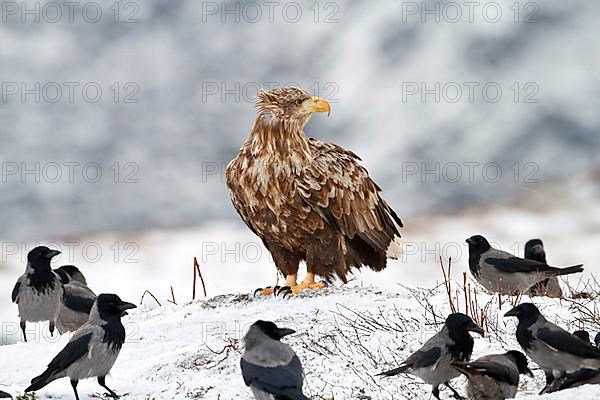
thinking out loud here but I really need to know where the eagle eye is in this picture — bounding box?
[295,98,303,106]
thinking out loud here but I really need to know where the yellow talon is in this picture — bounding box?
[289,281,326,294]
[281,273,326,297]
[254,286,276,296]
[255,273,326,297]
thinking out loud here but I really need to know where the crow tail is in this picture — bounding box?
[25,369,55,393]
[551,264,584,276]
[377,364,409,377]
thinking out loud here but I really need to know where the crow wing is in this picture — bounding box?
[406,346,442,369]
[485,257,554,273]
[537,327,600,359]
[241,355,308,400]
[63,291,95,313]
[11,281,21,303]
[47,333,93,371]
[26,333,93,392]
[456,360,518,385]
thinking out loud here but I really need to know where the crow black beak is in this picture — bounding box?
[46,250,61,259]
[277,328,296,338]
[504,308,519,317]
[116,302,137,312]
[467,322,485,337]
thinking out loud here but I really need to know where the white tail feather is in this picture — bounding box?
[386,235,403,258]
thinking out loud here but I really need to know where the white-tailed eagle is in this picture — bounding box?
[226,87,403,296]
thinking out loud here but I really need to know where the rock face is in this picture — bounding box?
[2,1,600,239]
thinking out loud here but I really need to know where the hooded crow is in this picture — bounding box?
[55,265,88,286]
[466,235,583,295]
[524,239,545,262]
[505,303,600,392]
[524,239,562,298]
[452,350,533,399]
[12,246,64,341]
[55,270,97,334]
[241,320,308,400]
[25,294,136,400]
[378,313,484,399]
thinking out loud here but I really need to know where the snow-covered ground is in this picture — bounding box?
[0,285,599,399]
[0,175,599,398]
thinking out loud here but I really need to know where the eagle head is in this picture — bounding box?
[256,87,330,131]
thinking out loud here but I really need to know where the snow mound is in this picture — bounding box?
[1,285,599,399]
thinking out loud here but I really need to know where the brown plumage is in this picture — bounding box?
[226,87,403,284]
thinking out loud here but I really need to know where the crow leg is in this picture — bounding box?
[541,371,564,394]
[98,376,119,399]
[432,385,440,399]
[20,321,27,342]
[71,379,80,400]
[445,382,465,399]
[544,369,555,385]
[49,321,55,337]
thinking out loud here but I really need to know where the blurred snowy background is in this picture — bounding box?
[1,0,599,342]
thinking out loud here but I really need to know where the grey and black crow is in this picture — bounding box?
[505,303,600,392]
[25,294,136,400]
[524,239,562,298]
[12,246,64,341]
[55,265,88,286]
[545,367,600,393]
[378,313,484,399]
[452,350,533,399]
[241,320,308,400]
[55,270,97,334]
[466,235,583,295]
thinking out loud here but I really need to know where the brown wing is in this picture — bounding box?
[225,156,262,237]
[297,139,403,257]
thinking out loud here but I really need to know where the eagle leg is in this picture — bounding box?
[253,286,277,297]
[254,274,299,297]
[278,273,326,298]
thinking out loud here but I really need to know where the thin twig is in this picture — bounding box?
[193,257,198,300]
[140,290,162,306]
[439,256,457,313]
[194,257,208,298]
[168,285,177,305]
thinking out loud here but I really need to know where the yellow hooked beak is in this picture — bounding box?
[301,96,331,116]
